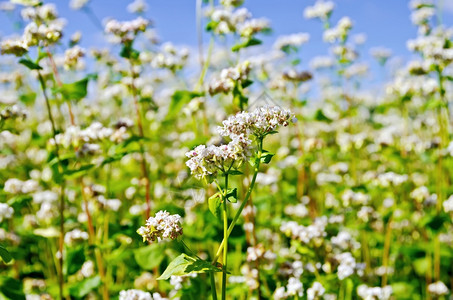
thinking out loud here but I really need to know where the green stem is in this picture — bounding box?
[221,174,229,300]
[38,71,66,300]
[212,137,263,264]
[210,272,218,300]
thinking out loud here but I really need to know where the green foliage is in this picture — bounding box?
[158,254,222,280]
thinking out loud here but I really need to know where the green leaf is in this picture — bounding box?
[66,246,85,275]
[241,79,253,89]
[228,170,243,176]
[134,243,166,270]
[208,192,222,218]
[18,58,42,70]
[231,38,262,52]
[166,90,204,120]
[314,109,332,122]
[260,151,274,164]
[68,276,101,298]
[59,77,89,102]
[0,246,12,263]
[158,254,222,280]
[64,164,95,179]
[226,188,238,203]
[120,42,140,60]
[19,92,37,105]
[0,276,25,300]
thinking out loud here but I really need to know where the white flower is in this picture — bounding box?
[64,229,89,245]
[119,289,152,300]
[307,282,325,300]
[127,0,147,14]
[274,33,310,51]
[357,284,392,300]
[428,281,449,296]
[70,0,89,10]
[218,105,295,139]
[137,210,183,243]
[185,134,252,180]
[336,252,356,280]
[286,277,303,297]
[304,1,335,20]
[0,203,14,222]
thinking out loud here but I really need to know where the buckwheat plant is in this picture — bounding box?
[183,105,295,300]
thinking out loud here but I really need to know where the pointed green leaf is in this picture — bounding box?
[158,253,222,280]
[226,188,238,203]
[18,59,42,70]
[208,192,222,218]
[0,246,12,263]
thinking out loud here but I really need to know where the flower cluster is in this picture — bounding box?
[208,61,251,95]
[323,17,353,43]
[218,105,296,139]
[0,105,27,121]
[4,178,38,194]
[150,42,189,72]
[274,33,310,51]
[137,210,183,243]
[105,17,149,42]
[64,45,85,70]
[303,0,335,21]
[119,289,167,300]
[357,285,393,300]
[185,134,251,180]
[0,203,14,222]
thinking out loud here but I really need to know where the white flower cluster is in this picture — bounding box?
[21,4,58,21]
[119,289,167,300]
[273,277,304,299]
[238,18,270,38]
[150,42,189,72]
[64,45,85,69]
[52,121,131,150]
[0,203,14,222]
[207,7,268,37]
[307,282,326,300]
[246,244,276,262]
[185,134,251,179]
[310,56,335,69]
[407,28,453,66]
[0,105,27,121]
[427,281,449,296]
[443,195,453,213]
[274,33,310,51]
[303,0,335,21]
[23,20,65,47]
[370,47,392,61]
[64,228,89,245]
[386,75,438,97]
[70,0,90,10]
[137,210,183,243]
[280,217,327,245]
[127,0,148,14]
[4,178,38,194]
[105,17,149,42]
[218,105,296,139]
[208,61,251,95]
[411,6,435,25]
[0,37,28,56]
[335,252,356,280]
[323,17,353,43]
[357,284,392,300]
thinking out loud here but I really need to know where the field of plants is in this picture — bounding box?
[1,0,453,299]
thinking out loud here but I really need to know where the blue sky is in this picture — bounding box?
[1,0,453,68]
